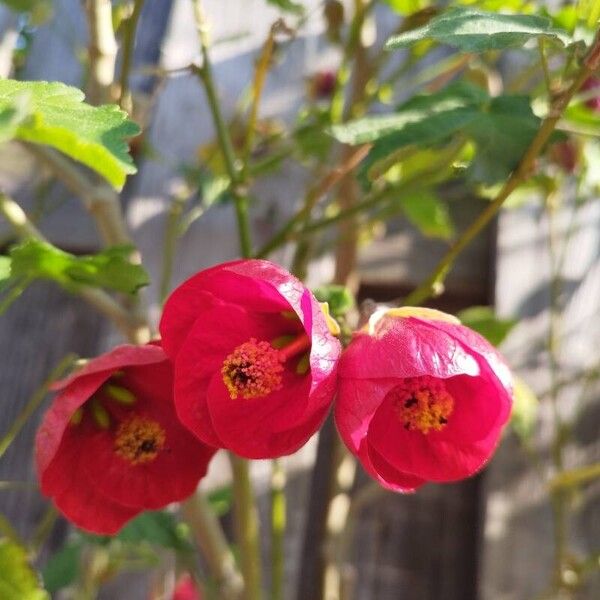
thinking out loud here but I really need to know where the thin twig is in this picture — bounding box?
[254,145,371,258]
[0,353,76,460]
[229,453,263,600]
[191,0,252,257]
[118,0,146,111]
[242,22,281,173]
[181,493,244,600]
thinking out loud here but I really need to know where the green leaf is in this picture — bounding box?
[0,255,29,314]
[312,285,355,317]
[332,83,541,185]
[0,0,37,11]
[0,80,139,189]
[207,486,233,517]
[115,511,192,552]
[0,538,49,600]
[331,84,485,146]
[385,7,571,52]
[9,239,149,294]
[464,95,541,184]
[381,0,429,15]
[457,306,517,346]
[42,543,80,594]
[398,190,454,240]
[266,0,304,14]
[0,257,10,287]
[510,376,538,441]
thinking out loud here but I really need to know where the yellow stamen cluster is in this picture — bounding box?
[392,377,454,434]
[222,338,284,399]
[114,415,166,465]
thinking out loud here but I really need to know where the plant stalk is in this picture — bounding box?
[191,0,252,257]
[85,0,118,105]
[229,453,263,600]
[181,493,244,600]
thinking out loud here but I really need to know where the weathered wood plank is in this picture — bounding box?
[481,200,600,599]
[0,282,106,543]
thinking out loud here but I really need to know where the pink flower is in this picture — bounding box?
[335,308,513,491]
[159,259,341,459]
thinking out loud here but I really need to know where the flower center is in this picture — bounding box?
[391,376,454,434]
[222,338,285,399]
[114,415,166,465]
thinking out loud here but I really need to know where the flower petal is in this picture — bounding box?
[339,317,480,381]
[366,394,500,482]
[206,369,314,458]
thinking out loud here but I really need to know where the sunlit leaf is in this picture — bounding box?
[510,376,539,441]
[312,285,355,317]
[381,0,430,15]
[0,80,139,189]
[0,537,48,600]
[0,257,10,287]
[386,7,571,52]
[398,190,454,240]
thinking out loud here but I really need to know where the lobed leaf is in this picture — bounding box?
[9,239,149,295]
[385,7,571,52]
[0,80,139,189]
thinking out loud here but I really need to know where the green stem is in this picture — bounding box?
[118,0,145,111]
[180,493,244,599]
[549,462,600,491]
[229,454,263,600]
[190,4,262,599]
[270,459,286,600]
[403,35,600,307]
[159,192,187,305]
[0,353,77,460]
[538,38,553,99]
[242,24,278,174]
[254,145,371,258]
[191,0,252,257]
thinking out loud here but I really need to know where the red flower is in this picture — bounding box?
[172,574,202,600]
[335,308,513,492]
[310,70,337,99]
[35,344,216,535]
[159,259,341,459]
[582,77,600,112]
